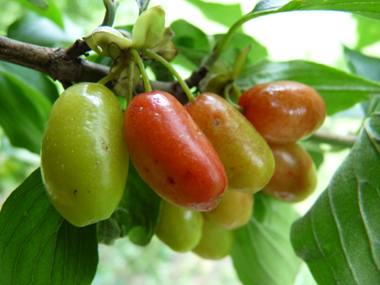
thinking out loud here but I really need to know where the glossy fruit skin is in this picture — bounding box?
[192,218,234,260]
[239,81,326,145]
[263,143,317,203]
[185,93,275,193]
[41,83,129,227]
[123,91,227,211]
[203,187,253,230]
[155,199,203,253]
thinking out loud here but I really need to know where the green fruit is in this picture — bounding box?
[204,187,253,230]
[192,218,234,260]
[41,83,129,227]
[155,199,203,253]
[185,93,275,193]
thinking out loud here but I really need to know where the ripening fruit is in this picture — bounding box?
[263,143,318,203]
[41,83,129,227]
[203,187,253,230]
[123,91,227,211]
[155,199,203,253]
[185,93,275,193]
[192,218,234,260]
[239,81,326,145]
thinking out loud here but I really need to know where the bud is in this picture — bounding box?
[151,27,178,62]
[157,41,178,62]
[83,26,132,58]
[132,6,165,50]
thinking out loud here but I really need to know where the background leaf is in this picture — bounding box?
[252,0,380,21]
[25,0,49,11]
[184,0,243,29]
[111,161,161,246]
[0,168,99,285]
[171,19,211,70]
[13,0,64,29]
[353,14,380,50]
[291,105,380,284]
[7,12,73,47]
[231,193,302,285]
[0,61,59,104]
[215,32,268,66]
[0,70,52,154]
[344,47,380,116]
[236,60,380,115]
[344,46,380,82]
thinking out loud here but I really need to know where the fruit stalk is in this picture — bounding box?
[101,0,120,27]
[130,49,152,92]
[144,49,195,102]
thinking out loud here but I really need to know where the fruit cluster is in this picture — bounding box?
[239,81,326,203]
[40,79,325,259]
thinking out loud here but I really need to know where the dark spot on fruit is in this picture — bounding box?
[88,191,91,193]
[155,160,159,163]
[168,177,175,184]
[231,167,235,170]
[215,119,220,126]
[260,147,264,151]
[145,168,149,172]
[74,189,78,195]
[186,172,190,175]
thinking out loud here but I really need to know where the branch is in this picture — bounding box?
[307,130,357,149]
[0,36,109,83]
[0,36,207,103]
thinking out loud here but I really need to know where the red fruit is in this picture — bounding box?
[239,81,326,144]
[123,91,227,211]
[263,143,318,203]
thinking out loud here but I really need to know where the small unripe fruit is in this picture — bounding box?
[155,200,203,253]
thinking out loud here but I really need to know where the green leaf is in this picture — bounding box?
[14,0,64,29]
[236,60,380,115]
[97,218,121,246]
[344,47,380,115]
[147,61,175,82]
[291,106,380,283]
[0,61,59,104]
[0,168,98,285]
[170,19,211,69]
[215,32,268,66]
[184,0,243,28]
[252,0,380,21]
[354,14,380,49]
[344,46,380,82]
[26,0,49,11]
[7,12,72,47]
[0,70,52,154]
[112,161,162,246]
[231,193,302,285]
